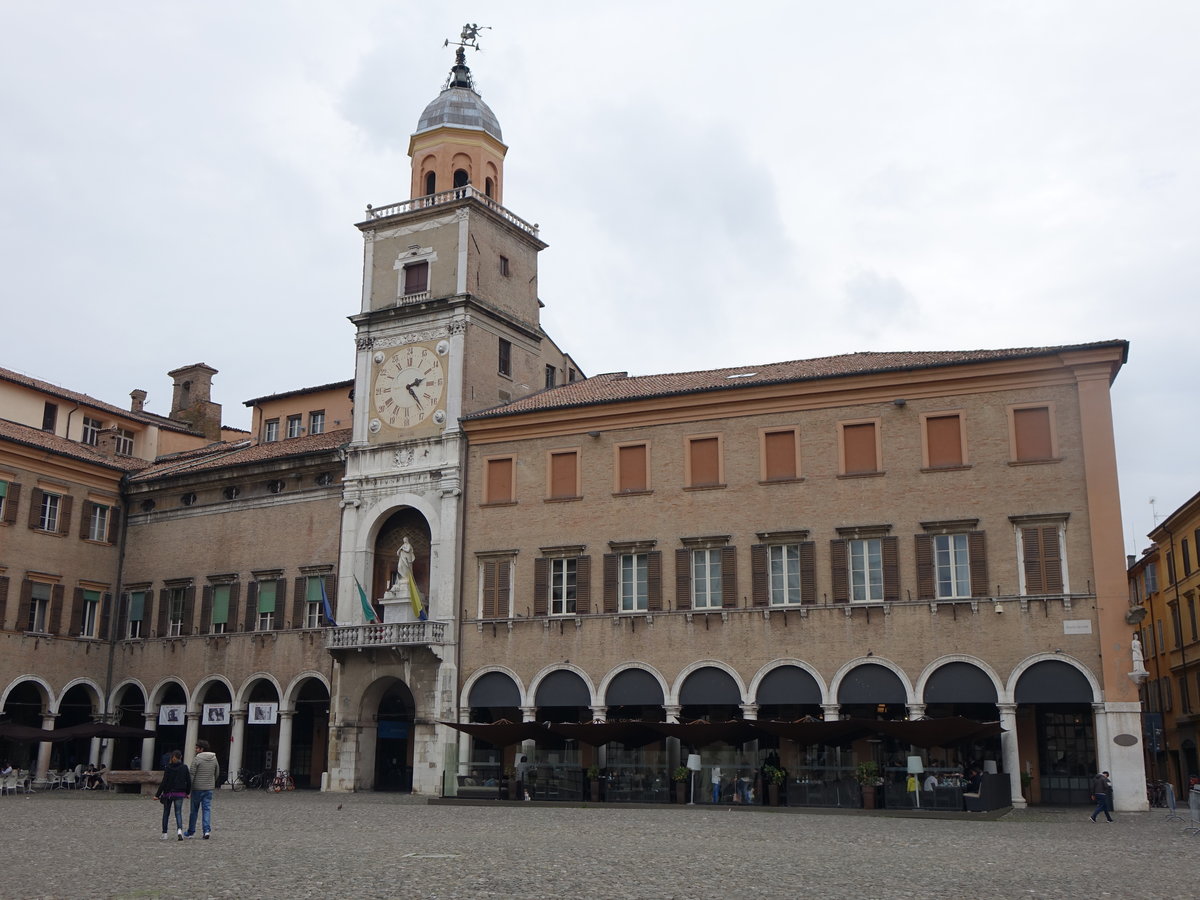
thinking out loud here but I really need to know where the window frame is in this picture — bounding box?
[838,418,882,476]
[81,416,103,446]
[920,411,967,469]
[690,548,724,609]
[849,538,884,603]
[546,448,581,501]
[309,410,325,436]
[619,552,650,612]
[167,586,187,637]
[28,581,52,633]
[87,502,110,542]
[38,490,61,533]
[478,554,515,619]
[759,426,801,483]
[498,338,513,377]
[614,441,651,494]
[286,415,302,439]
[1012,515,1070,595]
[264,419,279,442]
[482,455,516,505]
[1008,403,1058,463]
[126,589,147,639]
[684,433,725,489]
[80,589,102,638]
[114,428,135,456]
[548,557,578,616]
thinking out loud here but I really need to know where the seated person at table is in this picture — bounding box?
[923,773,938,791]
[84,764,106,790]
[965,768,982,793]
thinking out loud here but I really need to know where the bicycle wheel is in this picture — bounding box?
[231,778,244,792]
[285,774,295,791]
[248,773,263,790]
[271,775,283,792]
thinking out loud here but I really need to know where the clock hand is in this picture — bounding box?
[406,384,423,410]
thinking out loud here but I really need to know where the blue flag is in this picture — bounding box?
[320,580,337,626]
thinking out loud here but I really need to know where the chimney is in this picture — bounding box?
[166,363,222,441]
[130,389,147,413]
[95,425,121,460]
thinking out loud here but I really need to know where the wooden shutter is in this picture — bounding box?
[99,592,111,641]
[107,506,121,543]
[1,482,19,525]
[496,560,510,617]
[486,458,513,503]
[843,423,877,474]
[117,592,129,640]
[925,415,962,467]
[273,579,287,630]
[751,544,768,607]
[226,582,242,631]
[58,495,73,536]
[21,580,34,631]
[915,534,934,600]
[603,554,618,613]
[675,548,692,610]
[689,438,720,486]
[200,586,213,635]
[618,445,647,492]
[550,452,577,499]
[575,557,591,615]
[79,500,94,539]
[180,585,195,636]
[882,536,900,602]
[830,539,849,603]
[292,577,306,629]
[70,587,85,636]
[245,582,258,632]
[763,431,796,480]
[647,551,663,612]
[404,261,428,295]
[533,558,548,617]
[1022,526,1064,594]
[156,589,169,637]
[968,531,989,597]
[1013,407,1052,460]
[0,576,8,630]
[27,487,43,528]
[721,546,738,608]
[482,561,497,618]
[49,584,65,634]
[799,541,817,605]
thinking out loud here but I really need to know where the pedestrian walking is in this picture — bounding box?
[184,740,220,839]
[1089,770,1113,823]
[155,751,191,841]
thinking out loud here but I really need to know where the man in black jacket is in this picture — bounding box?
[1089,771,1113,823]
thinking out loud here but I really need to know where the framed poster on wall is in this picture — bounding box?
[158,705,185,726]
[249,702,278,724]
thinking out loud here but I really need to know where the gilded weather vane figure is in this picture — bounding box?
[445,23,490,52]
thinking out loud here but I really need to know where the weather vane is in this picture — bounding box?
[445,23,489,52]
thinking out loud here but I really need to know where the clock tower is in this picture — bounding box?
[326,33,578,794]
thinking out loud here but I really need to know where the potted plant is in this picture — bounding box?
[854,762,881,810]
[504,766,518,800]
[672,765,690,804]
[587,765,602,802]
[763,765,785,807]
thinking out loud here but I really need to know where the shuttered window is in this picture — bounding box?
[842,423,878,474]
[687,437,721,487]
[403,261,429,296]
[0,480,18,525]
[481,558,512,619]
[485,457,514,504]
[751,542,816,606]
[1022,525,1064,594]
[915,532,988,600]
[831,536,899,603]
[211,584,231,632]
[549,451,578,499]
[617,444,648,493]
[762,430,798,481]
[1013,407,1053,460]
[925,414,963,467]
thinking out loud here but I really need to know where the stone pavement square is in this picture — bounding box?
[1,792,1195,899]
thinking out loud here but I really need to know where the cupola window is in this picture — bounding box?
[453,169,469,189]
[424,171,436,196]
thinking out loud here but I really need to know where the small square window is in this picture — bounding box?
[309,410,325,435]
[264,419,279,442]
[82,417,103,446]
[286,415,302,439]
[499,255,510,277]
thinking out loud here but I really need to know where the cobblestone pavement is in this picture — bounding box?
[1,792,1195,899]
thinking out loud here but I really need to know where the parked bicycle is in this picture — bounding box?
[270,769,296,792]
[228,769,248,792]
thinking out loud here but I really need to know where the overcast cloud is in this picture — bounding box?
[2,1,1197,552]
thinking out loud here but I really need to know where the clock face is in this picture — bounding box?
[372,344,446,429]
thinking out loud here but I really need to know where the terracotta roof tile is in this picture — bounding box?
[466,341,1128,419]
[0,365,199,434]
[0,418,151,473]
[128,428,352,482]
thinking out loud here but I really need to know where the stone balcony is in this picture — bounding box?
[326,620,448,652]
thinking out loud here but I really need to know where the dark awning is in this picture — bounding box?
[679,667,741,706]
[871,716,1004,748]
[0,721,57,741]
[1014,660,1094,703]
[441,719,545,747]
[467,672,522,708]
[756,718,876,746]
[547,721,663,748]
[534,670,591,708]
[924,662,998,704]
[655,719,760,748]
[756,666,822,705]
[50,722,157,741]
[605,669,665,707]
[837,663,907,705]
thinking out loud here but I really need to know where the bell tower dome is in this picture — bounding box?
[408,46,507,204]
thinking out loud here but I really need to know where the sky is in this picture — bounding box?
[2,2,1197,554]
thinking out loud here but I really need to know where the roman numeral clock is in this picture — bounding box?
[368,340,449,436]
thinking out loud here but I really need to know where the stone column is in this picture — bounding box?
[36,714,56,779]
[277,711,295,775]
[741,703,759,721]
[519,706,538,763]
[664,704,682,724]
[183,713,200,765]
[907,704,926,720]
[590,705,608,723]
[141,714,157,769]
[822,704,841,721]
[97,736,111,769]
[228,710,247,785]
[997,703,1025,808]
[1092,702,1110,775]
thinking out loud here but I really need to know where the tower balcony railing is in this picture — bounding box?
[326,619,447,651]
[365,186,539,237]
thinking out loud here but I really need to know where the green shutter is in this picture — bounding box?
[0,481,7,498]
[83,589,101,604]
[257,581,277,613]
[129,591,145,622]
[212,585,230,624]
[306,577,324,604]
